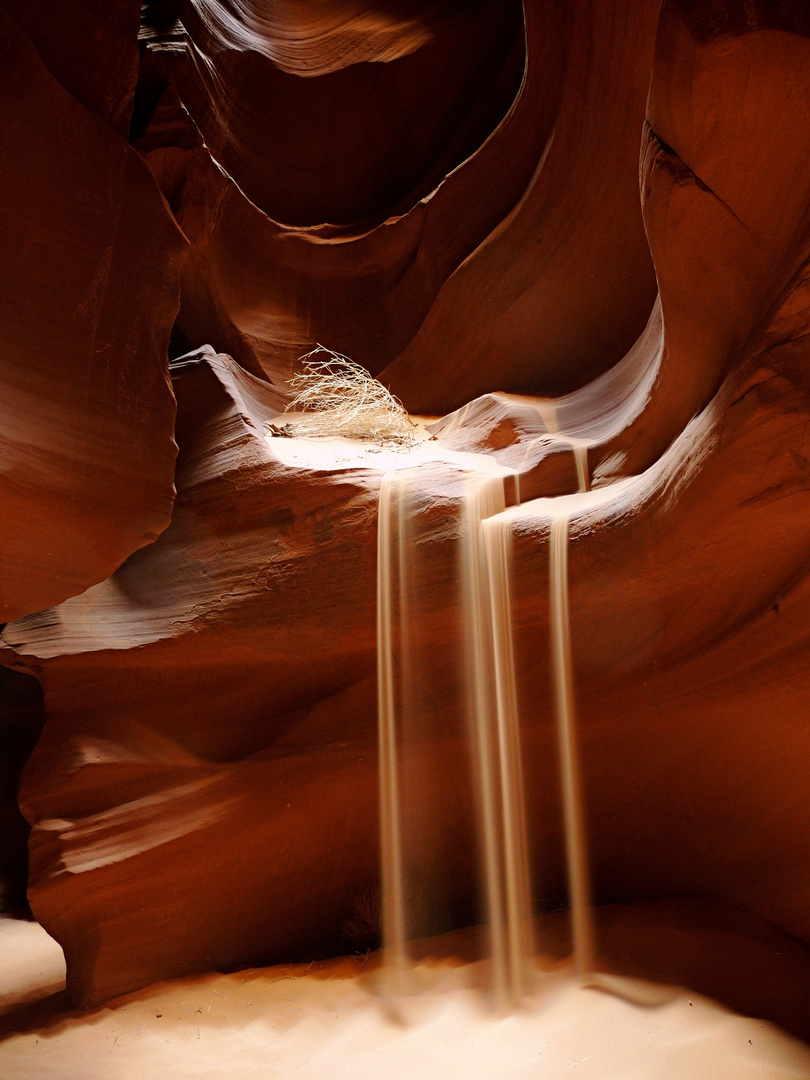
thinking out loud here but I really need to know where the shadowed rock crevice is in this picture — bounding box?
[158,0,527,228]
[0,669,45,914]
[642,121,751,230]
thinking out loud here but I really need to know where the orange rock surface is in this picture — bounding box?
[0,8,186,622]
[2,0,810,1012]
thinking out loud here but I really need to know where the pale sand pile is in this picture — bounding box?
[2,901,810,1080]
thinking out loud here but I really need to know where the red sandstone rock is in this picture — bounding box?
[180,0,509,78]
[0,0,141,136]
[2,350,385,1002]
[5,330,810,1005]
[4,0,810,1013]
[135,0,560,391]
[382,0,662,410]
[593,0,810,480]
[138,0,660,409]
[0,11,187,621]
[168,0,525,227]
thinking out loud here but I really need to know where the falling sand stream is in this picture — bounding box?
[549,512,596,982]
[463,473,533,1005]
[376,416,598,1004]
[377,471,408,992]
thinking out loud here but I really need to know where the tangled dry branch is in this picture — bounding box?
[274,346,419,448]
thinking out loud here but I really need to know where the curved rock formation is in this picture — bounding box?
[6,337,810,1004]
[0,8,186,621]
[169,0,525,226]
[3,351,384,1002]
[179,0,495,78]
[3,0,810,1014]
[140,0,660,400]
[382,0,662,408]
[138,0,545,386]
[1,0,141,135]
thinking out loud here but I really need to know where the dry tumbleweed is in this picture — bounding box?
[268,345,418,449]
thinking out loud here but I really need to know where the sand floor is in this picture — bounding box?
[2,900,810,1080]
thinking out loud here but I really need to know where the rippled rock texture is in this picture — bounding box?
[3,0,810,1005]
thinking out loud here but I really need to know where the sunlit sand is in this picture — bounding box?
[3,910,810,1080]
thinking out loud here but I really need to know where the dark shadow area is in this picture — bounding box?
[0,667,45,913]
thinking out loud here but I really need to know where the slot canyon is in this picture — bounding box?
[3,0,810,1076]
